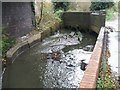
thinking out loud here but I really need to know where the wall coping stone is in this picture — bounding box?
[6,32,41,59]
[79,27,105,88]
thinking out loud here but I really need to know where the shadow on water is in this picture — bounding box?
[2,29,97,88]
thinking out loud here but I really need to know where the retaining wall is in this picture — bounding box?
[62,11,106,34]
[6,22,59,62]
[2,2,35,38]
[79,27,105,88]
[62,12,91,30]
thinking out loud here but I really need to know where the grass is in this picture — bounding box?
[97,49,118,89]
[106,7,116,21]
[2,35,16,57]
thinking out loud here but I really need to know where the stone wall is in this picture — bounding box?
[2,2,35,38]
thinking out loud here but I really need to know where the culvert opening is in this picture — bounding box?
[2,28,98,88]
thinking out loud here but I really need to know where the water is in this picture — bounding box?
[2,29,97,88]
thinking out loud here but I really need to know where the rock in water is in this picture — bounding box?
[80,60,88,71]
[76,32,82,42]
[77,32,82,37]
[78,37,82,42]
[69,32,75,37]
[83,45,94,52]
[51,51,61,60]
[67,64,75,67]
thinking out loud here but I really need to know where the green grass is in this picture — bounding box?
[106,8,115,21]
[97,55,115,89]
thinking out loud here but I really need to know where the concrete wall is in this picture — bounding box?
[62,11,106,34]
[6,23,59,61]
[2,2,35,38]
[62,12,90,30]
[90,12,106,33]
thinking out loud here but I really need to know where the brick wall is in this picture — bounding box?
[79,27,105,88]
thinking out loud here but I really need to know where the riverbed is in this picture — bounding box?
[2,29,97,88]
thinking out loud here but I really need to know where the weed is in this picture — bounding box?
[1,27,16,57]
[106,8,115,21]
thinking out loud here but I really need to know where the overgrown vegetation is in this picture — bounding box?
[90,0,116,21]
[106,8,115,21]
[54,9,64,18]
[2,28,16,57]
[97,56,115,89]
[51,2,70,25]
[35,2,62,32]
[97,42,119,89]
[90,0,114,11]
[52,2,69,17]
[52,2,69,12]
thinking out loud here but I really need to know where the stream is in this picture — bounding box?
[2,29,97,88]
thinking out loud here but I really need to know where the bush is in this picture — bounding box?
[55,9,64,18]
[90,0,115,11]
[2,28,16,57]
[52,2,69,12]
[106,8,115,21]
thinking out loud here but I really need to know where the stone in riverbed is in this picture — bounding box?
[80,59,88,71]
[83,45,94,52]
[69,32,75,37]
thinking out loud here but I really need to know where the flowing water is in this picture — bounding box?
[2,29,97,88]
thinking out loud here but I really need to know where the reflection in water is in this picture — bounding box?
[2,29,97,88]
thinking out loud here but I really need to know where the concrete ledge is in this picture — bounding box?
[6,22,59,61]
[6,32,41,60]
[79,27,105,88]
